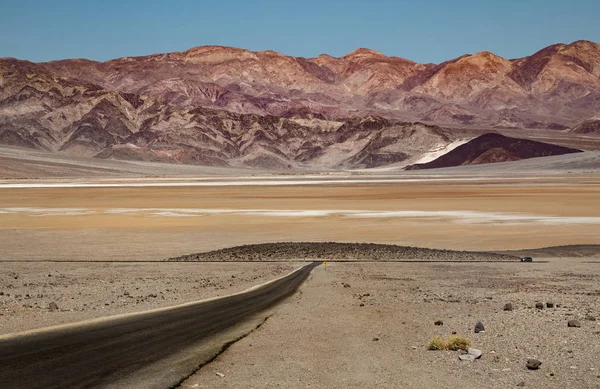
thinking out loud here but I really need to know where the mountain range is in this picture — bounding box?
[0,40,599,170]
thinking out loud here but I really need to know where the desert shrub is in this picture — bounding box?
[428,337,446,350]
[428,335,472,351]
[446,336,471,351]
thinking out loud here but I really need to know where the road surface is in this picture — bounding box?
[0,262,319,389]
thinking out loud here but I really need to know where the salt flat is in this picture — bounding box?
[0,176,598,261]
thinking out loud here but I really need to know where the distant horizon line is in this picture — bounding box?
[2,39,597,65]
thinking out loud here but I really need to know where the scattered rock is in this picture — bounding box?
[567,320,581,328]
[516,381,525,387]
[48,302,59,312]
[474,321,485,333]
[546,302,554,308]
[468,348,482,359]
[459,354,476,362]
[535,302,544,309]
[434,320,444,326]
[215,372,225,378]
[359,303,365,307]
[503,303,513,311]
[343,283,351,288]
[526,359,542,370]
[372,337,379,342]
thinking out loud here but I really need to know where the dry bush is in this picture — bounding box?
[428,337,446,350]
[446,336,471,351]
[428,335,471,351]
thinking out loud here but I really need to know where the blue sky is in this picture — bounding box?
[1,0,598,63]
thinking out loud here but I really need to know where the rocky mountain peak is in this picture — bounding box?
[343,48,386,60]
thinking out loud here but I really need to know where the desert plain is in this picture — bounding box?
[1,151,600,388]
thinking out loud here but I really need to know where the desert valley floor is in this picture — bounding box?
[1,174,600,260]
[1,160,600,388]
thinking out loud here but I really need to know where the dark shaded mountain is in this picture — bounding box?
[405,133,582,170]
[569,119,600,135]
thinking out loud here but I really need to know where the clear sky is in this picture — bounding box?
[1,0,599,64]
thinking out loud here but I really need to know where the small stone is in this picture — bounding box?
[372,337,379,342]
[585,315,596,321]
[468,348,482,359]
[411,346,417,350]
[452,331,457,335]
[567,320,581,328]
[48,302,59,312]
[526,359,542,370]
[546,302,554,308]
[535,302,544,309]
[474,321,485,333]
[343,283,351,288]
[516,382,525,387]
[504,303,513,311]
[434,320,443,326]
[359,303,365,307]
[459,354,476,362]
[215,372,225,378]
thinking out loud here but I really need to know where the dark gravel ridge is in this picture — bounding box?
[497,244,600,258]
[167,242,518,262]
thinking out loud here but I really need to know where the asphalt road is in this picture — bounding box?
[0,262,319,389]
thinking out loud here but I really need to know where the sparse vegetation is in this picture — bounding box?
[446,336,471,351]
[428,337,446,350]
[428,335,471,351]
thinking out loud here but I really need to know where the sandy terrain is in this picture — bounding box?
[180,258,600,389]
[1,159,599,387]
[0,177,599,263]
[0,262,297,334]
